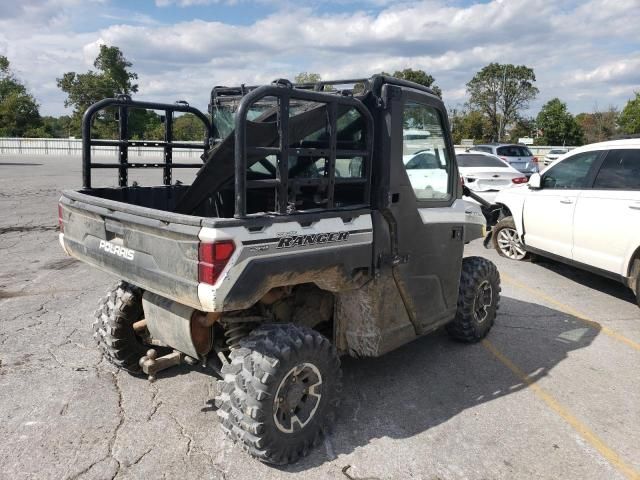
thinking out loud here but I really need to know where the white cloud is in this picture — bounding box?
[0,0,638,116]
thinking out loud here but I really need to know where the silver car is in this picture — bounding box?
[470,143,539,176]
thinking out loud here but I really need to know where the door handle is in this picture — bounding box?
[559,198,573,204]
[630,204,640,211]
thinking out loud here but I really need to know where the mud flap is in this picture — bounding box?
[483,229,494,249]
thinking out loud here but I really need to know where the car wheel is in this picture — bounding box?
[493,216,529,261]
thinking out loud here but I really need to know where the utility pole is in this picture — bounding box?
[498,65,507,142]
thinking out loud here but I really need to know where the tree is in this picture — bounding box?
[449,108,491,144]
[508,117,537,144]
[0,55,42,137]
[384,68,442,97]
[466,63,539,142]
[536,98,583,146]
[619,92,640,135]
[294,72,321,84]
[57,45,139,138]
[173,113,206,141]
[576,106,620,144]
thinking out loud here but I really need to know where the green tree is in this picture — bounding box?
[57,45,139,138]
[0,55,42,137]
[391,68,442,97]
[466,63,539,142]
[449,108,491,144]
[536,98,583,146]
[173,113,206,141]
[619,92,640,135]
[576,106,620,144]
[294,72,322,84]
[508,117,537,144]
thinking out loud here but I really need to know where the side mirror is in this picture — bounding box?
[528,173,542,189]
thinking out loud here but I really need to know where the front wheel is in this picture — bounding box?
[447,256,501,342]
[493,216,529,260]
[216,324,341,464]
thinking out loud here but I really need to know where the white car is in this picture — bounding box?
[542,148,569,166]
[403,150,449,199]
[490,139,640,306]
[457,151,528,204]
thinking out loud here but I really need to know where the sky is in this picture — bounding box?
[0,0,638,117]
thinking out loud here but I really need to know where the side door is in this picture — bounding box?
[384,87,464,333]
[523,151,601,259]
[573,149,640,276]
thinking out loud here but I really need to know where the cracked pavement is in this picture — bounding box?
[1,155,639,479]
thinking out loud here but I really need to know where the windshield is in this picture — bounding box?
[212,101,276,140]
[549,149,567,154]
[457,154,507,168]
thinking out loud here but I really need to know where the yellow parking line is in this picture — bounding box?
[482,339,640,480]
[501,272,640,352]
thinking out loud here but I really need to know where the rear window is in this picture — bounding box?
[497,146,532,157]
[549,149,567,154]
[457,154,507,168]
[593,149,640,190]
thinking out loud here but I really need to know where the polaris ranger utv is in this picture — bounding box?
[58,75,501,464]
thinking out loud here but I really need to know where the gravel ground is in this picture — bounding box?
[1,155,638,480]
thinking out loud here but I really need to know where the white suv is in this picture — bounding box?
[490,139,640,306]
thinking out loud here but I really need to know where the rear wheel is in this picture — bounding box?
[93,282,149,374]
[493,216,528,260]
[216,324,341,464]
[447,256,501,342]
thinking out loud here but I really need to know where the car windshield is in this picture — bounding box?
[457,154,507,168]
[549,149,567,154]
[497,145,533,157]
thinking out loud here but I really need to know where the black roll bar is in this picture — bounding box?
[81,96,213,189]
[233,83,374,218]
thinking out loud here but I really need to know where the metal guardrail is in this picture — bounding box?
[1,138,577,159]
[0,137,206,158]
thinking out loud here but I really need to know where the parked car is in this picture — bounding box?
[543,148,568,166]
[470,143,539,176]
[490,139,640,307]
[402,149,449,199]
[403,128,432,154]
[457,151,528,203]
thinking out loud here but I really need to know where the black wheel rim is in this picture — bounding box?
[273,363,323,433]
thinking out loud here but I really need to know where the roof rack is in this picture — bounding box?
[210,78,372,107]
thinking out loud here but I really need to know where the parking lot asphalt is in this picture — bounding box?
[1,155,639,480]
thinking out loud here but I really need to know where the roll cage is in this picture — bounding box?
[80,75,443,218]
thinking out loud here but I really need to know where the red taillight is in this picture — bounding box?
[532,156,539,164]
[512,177,528,184]
[499,156,508,161]
[198,240,235,285]
[58,204,64,233]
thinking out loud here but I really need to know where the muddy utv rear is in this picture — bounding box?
[59,75,500,464]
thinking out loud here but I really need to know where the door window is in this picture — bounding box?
[542,151,600,189]
[593,149,640,190]
[402,102,451,200]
